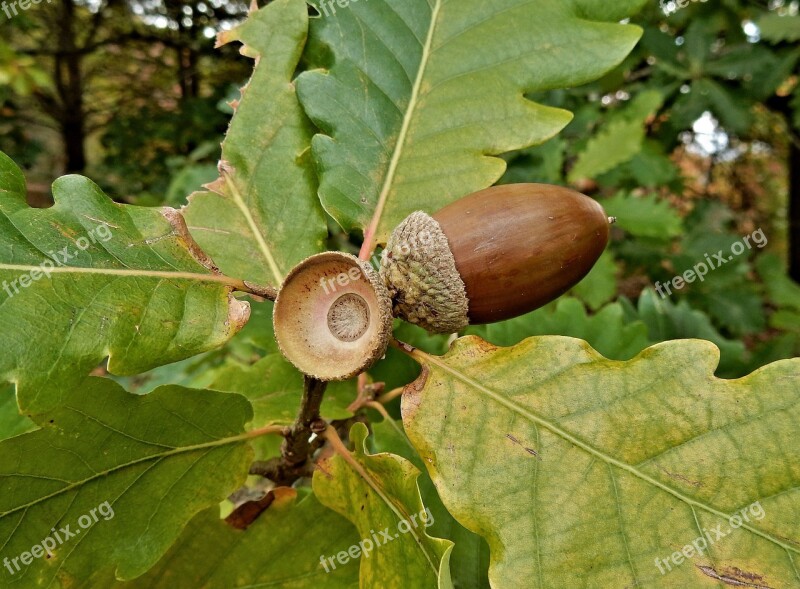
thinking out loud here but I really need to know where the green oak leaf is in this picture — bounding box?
[313,423,453,588]
[184,0,326,287]
[0,378,260,585]
[600,191,683,240]
[402,335,800,588]
[0,383,34,441]
[757,14,800,43]
[627,289,746,377]
[570,250,618,311]
[568,90,663,182]
[0,152,250,415]
[466,298,651,362]
[369,419,491,589]
[73,489,360,588]
[298,0,646,244]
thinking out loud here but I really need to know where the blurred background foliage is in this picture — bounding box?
[1,0,799,379]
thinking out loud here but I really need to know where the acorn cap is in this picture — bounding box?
[273,252,393,381]
[380,211,469,333]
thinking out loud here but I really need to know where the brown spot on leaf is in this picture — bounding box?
[400,365,429,423]
[697,565,773,588]
[225,490,276,530]
[658,466,703,488]
[226,296,251,335]
[161,207,222,275]
[505,433,541,459]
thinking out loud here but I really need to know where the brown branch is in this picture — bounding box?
[280,376,328,468]
[242,281,278,301]
[249,413,370,487]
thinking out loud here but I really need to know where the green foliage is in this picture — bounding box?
[568,90,663,182]
[0,380,254,584]
[0,0,798,587]
[184,0,327,286]
[467,298,651,362]
[403,336,800,587]
[298,0,645,242]
[757,14,800,43]
[602,192,684,239]
[622,289,747,377]
[570,251,619,311]
[0,152,249,415]
[758,254,800,312]
[85,490,361,588]
[369,419,492,589]
[314,423,454,588]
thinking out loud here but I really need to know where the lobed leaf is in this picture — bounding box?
[402,335,800,587]
[76,489,360,588]
[298,0,646,245]
[0,379,257,585]
[0,152,249,415]
[183,0,327,287]
[568,90,663,182]
[369,419,491,589]
[313,423,453,588]
[601,191,683,240]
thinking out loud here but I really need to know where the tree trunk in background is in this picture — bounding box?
[55,0,87,173]
[62,116,86,173]
[789,139,800,283]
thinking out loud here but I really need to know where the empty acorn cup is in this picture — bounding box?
[273,252,393,381]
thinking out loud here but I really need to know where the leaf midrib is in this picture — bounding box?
[363,0,442,251]
[332,433,442,577]
[0,427,270,519]
[0,263,242,288]
[415,348,800,556]
[223,172,283,285]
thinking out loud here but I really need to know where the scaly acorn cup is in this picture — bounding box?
[273,252,393,381]
[380,183,611,333]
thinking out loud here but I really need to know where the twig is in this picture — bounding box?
[242,281,278,301]
[376,386,404,405]
[280,375,328,468]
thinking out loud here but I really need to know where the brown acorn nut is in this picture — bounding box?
[380,183,610,333]
[273,252,393,381]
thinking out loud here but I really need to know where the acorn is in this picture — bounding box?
[273,252,393,381]
[380,183,611,333]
